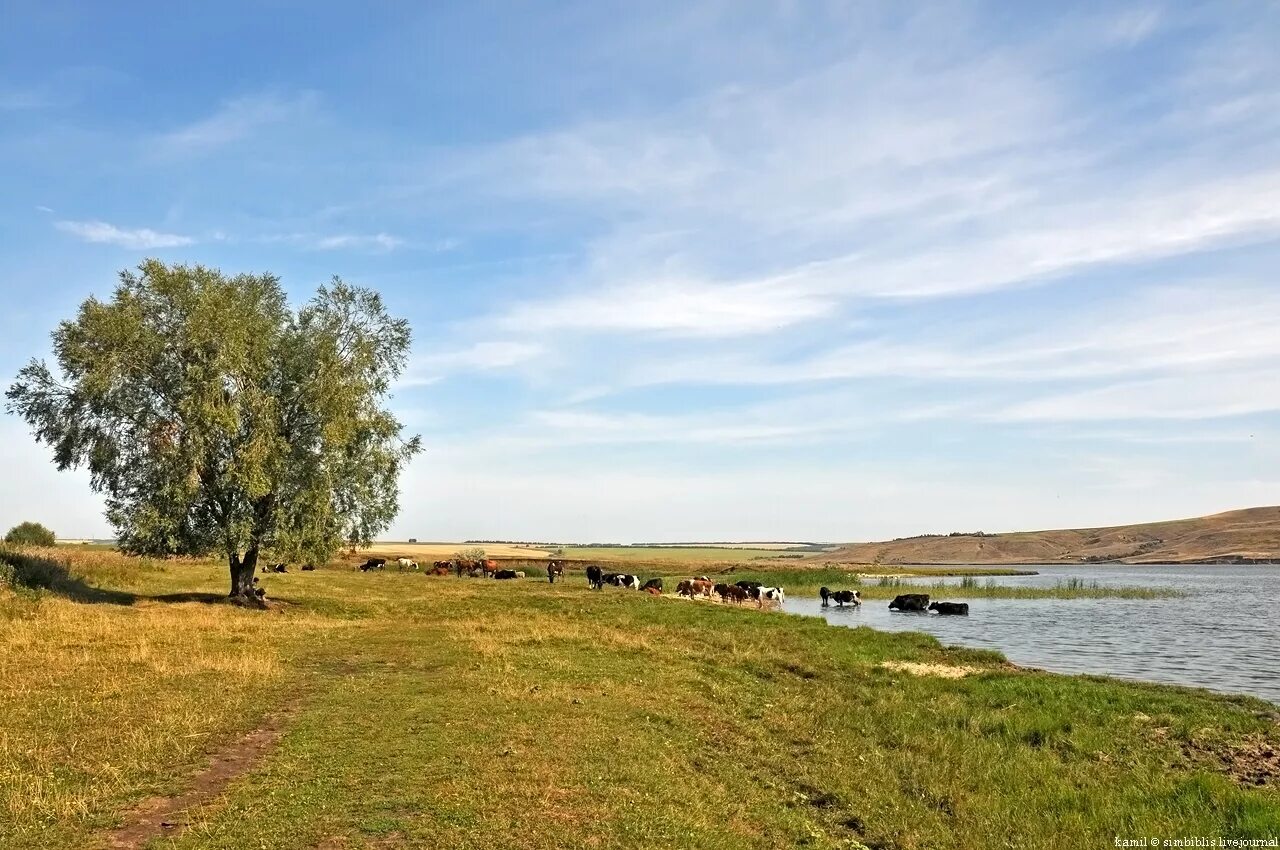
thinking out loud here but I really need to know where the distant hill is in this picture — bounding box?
[820,507,1280,565]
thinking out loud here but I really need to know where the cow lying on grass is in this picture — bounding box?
[608,573,641,589]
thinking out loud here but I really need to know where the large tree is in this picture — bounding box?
[6,260,421,601]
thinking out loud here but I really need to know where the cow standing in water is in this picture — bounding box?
[547,560,565,584]
[888,593,929,612]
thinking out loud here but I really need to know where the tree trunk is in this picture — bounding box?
[228,548,260,602]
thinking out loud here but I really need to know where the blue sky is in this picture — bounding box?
[3,1,1279,542]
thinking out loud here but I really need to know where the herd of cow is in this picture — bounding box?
[817,588,969,615]
[356,556,528,579]
[350,557,971,615]
[664,575,788,606]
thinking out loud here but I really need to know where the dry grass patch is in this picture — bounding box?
[880,660,981,679]
[0,561,341,849]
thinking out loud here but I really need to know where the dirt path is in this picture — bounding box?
[103,705,299,849]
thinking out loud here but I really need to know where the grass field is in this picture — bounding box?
[360,542,557,559]
[361,543,821,565]
[556,545,813,564]
[1,546,1277,849]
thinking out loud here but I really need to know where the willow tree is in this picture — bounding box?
[6,260,421,602]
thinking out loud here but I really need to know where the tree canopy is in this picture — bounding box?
[4,521,56,547]
[6,260,421,600]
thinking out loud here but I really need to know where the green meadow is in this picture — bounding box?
[0,546,1275,849]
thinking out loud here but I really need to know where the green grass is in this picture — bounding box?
[0,548,1274,849]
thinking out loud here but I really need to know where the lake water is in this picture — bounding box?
[778,564,1280,705]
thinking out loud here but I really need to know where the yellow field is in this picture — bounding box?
[361,542,556,559]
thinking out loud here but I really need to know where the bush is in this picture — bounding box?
[4,522,56,547]
[454,547,486,562]
[0,546,67,590]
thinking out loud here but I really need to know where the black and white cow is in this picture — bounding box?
[759,586,785,604]
[831,590,860,607]
[586,565,604,590]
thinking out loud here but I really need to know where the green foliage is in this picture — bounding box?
[5,261,421,573]
[454,546,486,562]
[4,521,56,547]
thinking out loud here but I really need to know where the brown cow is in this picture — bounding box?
[689,579,714,598]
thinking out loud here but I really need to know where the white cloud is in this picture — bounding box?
[1103,7,1163,46]
[995,369,1280,422]
[389,438,1280,542]
[155,91,319,155]
[495,277,835,337]
[55,219,194,249]
[621,284,1280,388]
[404,340,545,386]
[255,231,404,252]
[312,233,402,251]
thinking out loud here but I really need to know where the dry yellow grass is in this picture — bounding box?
[361,542,555,559]
[880,660,980,678]
[0,548,344,842]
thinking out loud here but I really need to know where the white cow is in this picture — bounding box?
[396,557,419,571]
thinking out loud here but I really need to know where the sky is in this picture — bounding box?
[2,1,1279,543]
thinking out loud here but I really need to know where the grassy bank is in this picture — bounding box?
[0,548,1274,849]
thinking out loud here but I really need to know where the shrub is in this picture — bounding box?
[455,547,486,562]
[0,546,67,590]
[4,522,55,547]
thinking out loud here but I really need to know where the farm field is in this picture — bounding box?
[1,546,1278,849]
[360,542,558,560]
[361,543,824,565]
[554,545,814,564]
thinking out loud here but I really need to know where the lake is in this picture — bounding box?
[779,563,1280,705]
